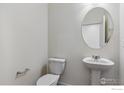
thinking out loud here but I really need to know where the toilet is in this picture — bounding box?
[36,58,66,85]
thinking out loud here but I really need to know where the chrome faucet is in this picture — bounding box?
[92,55,100,61]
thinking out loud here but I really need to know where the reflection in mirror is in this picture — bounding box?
[82,7,114,49]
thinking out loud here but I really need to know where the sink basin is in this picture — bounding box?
[82,57,114,70]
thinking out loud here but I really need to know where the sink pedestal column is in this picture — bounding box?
[91,70,101,85]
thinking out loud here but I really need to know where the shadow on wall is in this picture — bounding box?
[41,64,48,76]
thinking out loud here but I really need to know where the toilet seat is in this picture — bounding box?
[36,74,60,85]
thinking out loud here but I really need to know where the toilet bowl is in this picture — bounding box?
[36,74,60,85]
[36,58,66,85]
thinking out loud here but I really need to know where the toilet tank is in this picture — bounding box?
[48,58,66,75]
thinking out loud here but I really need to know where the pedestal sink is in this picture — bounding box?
[82,57,114,85]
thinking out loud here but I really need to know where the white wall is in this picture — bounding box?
[0,4,48,85]
[120,4,124,85]
[48,4,119,85]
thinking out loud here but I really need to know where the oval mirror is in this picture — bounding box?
[82,7,114,49]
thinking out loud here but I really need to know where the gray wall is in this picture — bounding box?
[120,4,124,85]
[48,3,119,85]
[0,4,48,85]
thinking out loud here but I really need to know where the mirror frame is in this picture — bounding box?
[81,6,114,49]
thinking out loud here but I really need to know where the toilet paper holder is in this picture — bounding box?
[16,68,30,78]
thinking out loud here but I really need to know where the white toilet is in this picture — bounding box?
[36,58,66,85]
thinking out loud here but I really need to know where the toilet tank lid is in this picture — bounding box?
[48,58,66,63]
[37,74,59,85]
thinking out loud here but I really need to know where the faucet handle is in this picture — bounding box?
[92,55,100,60]
[92,55,95,59]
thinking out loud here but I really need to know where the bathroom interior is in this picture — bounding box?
[0,3,124,86]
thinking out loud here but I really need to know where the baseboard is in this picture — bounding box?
[58,81,70,85]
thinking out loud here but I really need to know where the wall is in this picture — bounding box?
[120,4,124,85]
[48,4,119,85]
[0,4,48,85]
